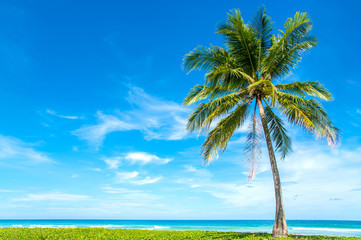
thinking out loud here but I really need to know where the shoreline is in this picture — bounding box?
[0,220,361,238]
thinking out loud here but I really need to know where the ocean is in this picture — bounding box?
[0,220,360,237]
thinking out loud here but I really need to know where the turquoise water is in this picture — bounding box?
[0,220,360,237]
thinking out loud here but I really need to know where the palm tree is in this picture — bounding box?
[183,7,339,238]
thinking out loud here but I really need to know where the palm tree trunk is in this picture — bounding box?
[256,98,288,238]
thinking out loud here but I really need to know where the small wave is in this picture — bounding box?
[56,225,77,228]
[153,226,170,230]
[292,227,361,233]
[29,225,57,228]
[90,225,124,228]
[26,225,76,229]
[12,225,23,228]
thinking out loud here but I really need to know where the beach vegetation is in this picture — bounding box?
[0,228,359,240]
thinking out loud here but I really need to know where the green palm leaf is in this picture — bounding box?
[183,84,236,106]
[202,103,250,164]
[265,106,292,160]
[217,9,259,77]
[276,92,339,145]
[183,46,233,72]
[249,5,273,70]
[262,12,318,79]
[276,81,332,100]
[186,92,246,134]
[205,65,254,88]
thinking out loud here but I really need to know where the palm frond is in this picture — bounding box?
[265,106,292,160]
[262,12,318,79]
[249,5,273,70]
[276,81,333,101]
[183,84,237,106]
[301,99,340,145]
[202,103,250,165]
[205,65,254,88]
[217,9,259,76]
[183,45,233,72]
[186,92,245,134]
[276,93,340,145]
[276,92,315,131]
[244,114,263,182]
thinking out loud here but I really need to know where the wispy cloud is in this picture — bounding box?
[183,165,213,178]
[124,152,172,165]
[115,171,139,182]
[0,189,22,193]
[72,111,139,149]
[173,137,361,219]
[102,156,122,169]
[176,175,274,211]
[132,176,162,185]
[125,87,190,141]
[73,86,190,148]
[101,186,142,194]
[46,109,83,120]
[15,192,90,201]
[0,135,52,164]
[89,168,103,172]
[103,152,171,169]
[114,171,162,185]
[184,165,197,172]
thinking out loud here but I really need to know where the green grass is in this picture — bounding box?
[0,228,360,240]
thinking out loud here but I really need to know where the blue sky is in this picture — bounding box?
[0,0,360,220]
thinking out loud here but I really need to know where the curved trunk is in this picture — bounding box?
[257,98,288,238]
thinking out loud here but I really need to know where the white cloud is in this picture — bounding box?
[115,171,139,182]
[73,86,191,148]
[184,165,213,178]
[0,135,52,164]
[101,186,142,194]
[102,156,122,169]
[15,192,90,201]
[207,182,275,210]
[46,109,82,120]
[114,171,161,185]
[89,168,102,172]
[101,152,171,169]
[72,111,139,149]
[184,165,197,172]
[175,175,274,213]
[0,189,22,193]
[124,152,172,165]
[175,138,361,219]
[131,176,162,185]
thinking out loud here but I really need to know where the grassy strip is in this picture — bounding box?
[0,228,360,240]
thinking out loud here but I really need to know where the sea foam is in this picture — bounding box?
[292,227,361,233]
[153,226,170,230]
